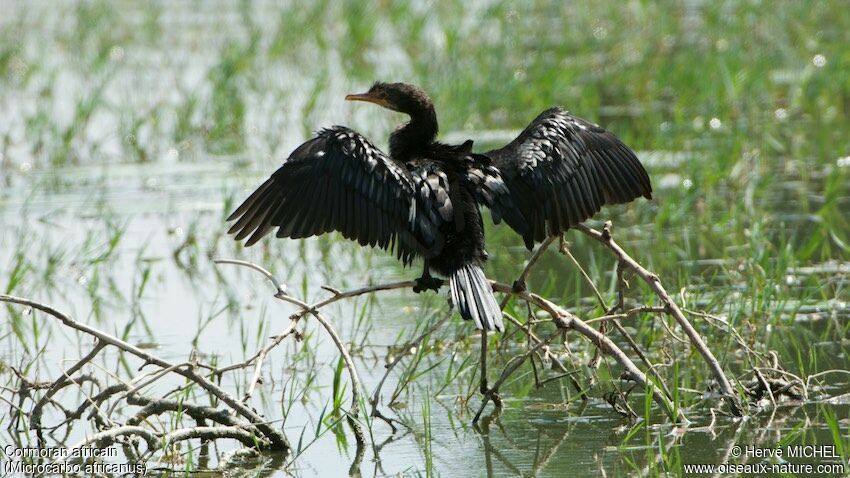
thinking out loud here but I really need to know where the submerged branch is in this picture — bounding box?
[1,219,766,472]
[576,222,744,416]
[489,282,684,422]
[0,294,290,453]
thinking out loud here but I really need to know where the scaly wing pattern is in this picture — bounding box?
[485,108,652,249]
[227,126,446,264]
[463,154,529,236]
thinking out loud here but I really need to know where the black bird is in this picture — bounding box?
[227,82,652,331]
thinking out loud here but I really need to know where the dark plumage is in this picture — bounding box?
[227,82,652,331]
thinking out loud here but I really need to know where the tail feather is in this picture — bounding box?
[450,264,503,332]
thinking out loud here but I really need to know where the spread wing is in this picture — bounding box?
[485,107,652,249]
[463,154,529,235]
[227,126,446,264]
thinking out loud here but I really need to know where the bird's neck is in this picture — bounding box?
[390,109,438,161]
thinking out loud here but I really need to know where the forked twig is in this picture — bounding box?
[576,222,743,416]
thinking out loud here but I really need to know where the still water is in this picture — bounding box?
[2,0,849,476]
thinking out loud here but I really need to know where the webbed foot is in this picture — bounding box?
[512,278,527,293]
[413,275,443,293]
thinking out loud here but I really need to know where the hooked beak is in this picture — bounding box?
[345,92,390,108]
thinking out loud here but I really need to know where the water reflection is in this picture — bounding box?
[2,0,850,476]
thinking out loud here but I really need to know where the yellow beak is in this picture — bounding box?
[345,92,389,108]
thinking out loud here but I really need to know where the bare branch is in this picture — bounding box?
[489,282,684,422]
[0,294,290,451]
[575,223,743,416]
[30,340,106,443]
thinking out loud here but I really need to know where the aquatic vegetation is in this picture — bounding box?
[0,0,848,476]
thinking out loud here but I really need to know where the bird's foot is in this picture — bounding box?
[413,275,443,293]
[512,278,527,293]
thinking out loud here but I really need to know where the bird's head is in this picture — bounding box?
[346,82,434,117]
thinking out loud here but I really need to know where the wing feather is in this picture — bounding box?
[486,108,652,248]
[228,126,444,263]
[463,155,529,236]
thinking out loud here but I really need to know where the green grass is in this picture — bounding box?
[0,1,849,476]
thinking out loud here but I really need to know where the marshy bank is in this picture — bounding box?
[1,1,849,476]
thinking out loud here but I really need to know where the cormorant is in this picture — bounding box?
[227,82,652,332]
